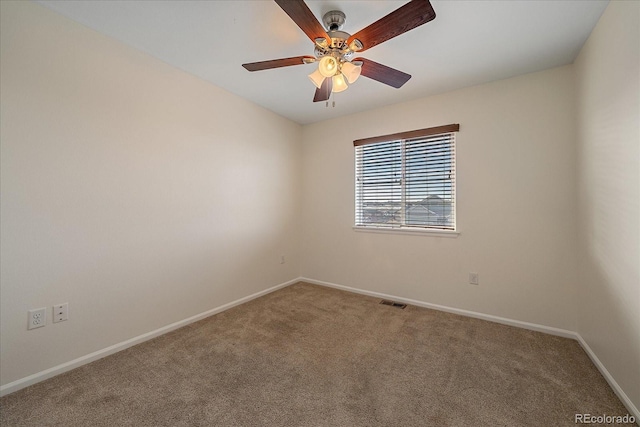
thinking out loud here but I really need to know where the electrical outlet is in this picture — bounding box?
[469,272,479,285]
[280,255,285,264]
[28,308,46,330]
[53,303,68,323]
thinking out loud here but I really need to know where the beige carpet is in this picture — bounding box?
[0,282,632,426]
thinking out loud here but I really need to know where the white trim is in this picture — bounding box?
[4,275,638,421]
[575,335,640,421]
[0,277,300,397]
[352,226,460,238]
[301,277,574,337]
[301,277,640,419]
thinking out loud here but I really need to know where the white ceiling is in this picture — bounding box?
[37,0,608,125]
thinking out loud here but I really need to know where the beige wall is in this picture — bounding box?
[574,0,640,410]
[0,1,302,386]
[2,0,637,413]
[301,65,578,331]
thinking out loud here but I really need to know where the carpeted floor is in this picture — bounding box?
[0,282,632,426]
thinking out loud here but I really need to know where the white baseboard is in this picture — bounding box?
[301,277,639,421]
[0,277,300,397]
[4,276,638,421]
[300,277,577,338]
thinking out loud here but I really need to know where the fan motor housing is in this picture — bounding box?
[314,29,356,61]
[327,30,350,49]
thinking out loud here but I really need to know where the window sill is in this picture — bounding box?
[352,226,460,238]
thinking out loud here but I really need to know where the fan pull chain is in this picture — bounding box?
[326,92,336,108]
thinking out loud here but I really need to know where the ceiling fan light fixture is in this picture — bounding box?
[332,73,348,93]
[308,69,325,89]
[341,61,361,84]
[318,56,338,78]
[244,0,436,103]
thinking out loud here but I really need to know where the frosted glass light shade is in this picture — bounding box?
[318,56,338,78]
[308,69,325,89]
[332,73,348,93]
[341,61,361,84]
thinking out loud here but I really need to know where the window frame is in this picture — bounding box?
[353,124,460,236]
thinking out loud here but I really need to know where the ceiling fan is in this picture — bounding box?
[242,0,436,103]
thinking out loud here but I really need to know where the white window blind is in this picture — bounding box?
[354,124,458,231]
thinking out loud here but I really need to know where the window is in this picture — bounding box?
[354,124,459,231]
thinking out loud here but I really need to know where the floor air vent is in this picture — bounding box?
[380,300,407,309]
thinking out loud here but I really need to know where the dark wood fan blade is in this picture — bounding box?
[348,0,436,52]
[355,58,411,88]
[313,77,332,102]
[275,0,331,45]
[242,56,315,72]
